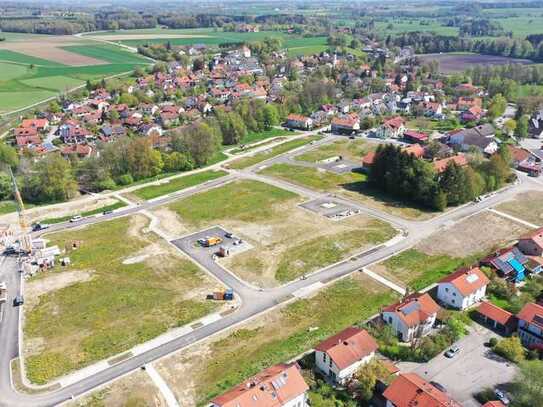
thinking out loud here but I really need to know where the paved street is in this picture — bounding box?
[0,133,541,406]
[398,325,517,407]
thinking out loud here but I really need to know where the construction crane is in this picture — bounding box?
[8,166,32,254]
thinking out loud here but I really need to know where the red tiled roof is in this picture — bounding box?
[362,151,376,166]
[332,114,359,128]
[287,114,310,122]
[384,373,462,407]
[211,363,308,407]
[382,293,440,328]
[383,116,405,130]
[21,118,48,129]
[517,302,543,329]
[519,227,543,251]
[476,301,516,327]
[483,401,507,407]
[315,327,377,370]
[439,267,489,296]
[404,130,429,142]
[403,144,425,158]
[433,155,468,173]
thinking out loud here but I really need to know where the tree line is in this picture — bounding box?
[368,144,513,211]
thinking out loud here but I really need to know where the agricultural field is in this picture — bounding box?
[154,273,398,405]
[418,53,533,74]
[0,35,150,113]
[23,215,222,384]
[161,180,395,287]
[369,211,531,290]
[495,190,543,227]
[132,169,228,201]
[226,135,322,170]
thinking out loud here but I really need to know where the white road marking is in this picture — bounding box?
[487,208,540,229]
[144,364,180,407]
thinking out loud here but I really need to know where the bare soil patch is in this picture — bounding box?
[495,190,543,226]
[66,369,164,407]
[417,211,530,256]
[150,207,189,237]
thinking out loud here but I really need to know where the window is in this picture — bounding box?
[452,292,456,296]
[329,358,333,367]
[452,299,455,304]
[445,287,449,292]
[323,354,327,364]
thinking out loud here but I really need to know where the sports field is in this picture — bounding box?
[0,36,150,113]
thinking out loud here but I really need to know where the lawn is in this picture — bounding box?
[294,138,373,163]
[0,200,17,215]
[227,136,322,170]
[155,273,398,405]
[132,170,228,201]
[240,128,295,145]
[260,163,366,190]
[24,215,218,384]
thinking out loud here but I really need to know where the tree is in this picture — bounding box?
[0,143,19,168]
[177,122,221,166]
[440,162,471,205]
[163,151,193,172]
[511,360,543,406]
[215,110,247,145]
[125,138,163,179]
[515,115,529,139]
[21,154,78,203]
[504,118,517,135]
[487,94,507,119]
[494,336,525,363]
[48,101,61,114]
[263,104,280,129]
[354,360,390,402]
[0,173,12,201]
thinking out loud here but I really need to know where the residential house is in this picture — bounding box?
[475,301,517,336]
[16,134,41,149]
[383,373,462,407]
[508,145,542,177]
[433,155,468,174]
[403,130,428,144]
[381,292,440,342]
[331,114,360,134]
[482,402,507,407]
[314,327,378,385]
[460,106,483,122]
[286,114,313,130]
[61,144,92,158]
[518,228,543,257]
[448,124,498,155]
[21,118,49,132]
[481,247,528,283]
[376,116,406,139]
[362,151,376,171]
[403,144,425,159]
[517,302,543,348]
[437,267,489,310]
[210,363,309,407]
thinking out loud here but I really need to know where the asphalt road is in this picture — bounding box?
[0,133,541,406]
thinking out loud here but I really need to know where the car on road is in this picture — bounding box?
[32,223,49,231]
[3,246,17,255]
[70,215,82,222]
[13,295,24,306]
[444,345,460,358]
[102,210,113,215]
[495,389,510,405]
[225,232,233,239]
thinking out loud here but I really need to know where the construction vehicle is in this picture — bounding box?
[198,236,223,247]
[207,288,234,301]
[8,167,32,254]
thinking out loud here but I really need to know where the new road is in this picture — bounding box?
[0,134,541,406]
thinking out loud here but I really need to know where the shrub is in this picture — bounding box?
[494,336,526,363]
[117,173,134,185]
[488,337,498,347]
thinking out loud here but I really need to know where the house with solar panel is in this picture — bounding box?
[436,267,489,310]
[381,293,440,343]
[481,247,528,284]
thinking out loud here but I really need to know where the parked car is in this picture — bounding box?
[495,389,510,405]
[430,381,446,392]
[444,346,460,358]
[225,232,233,239]
[70,215,82,222]
[13,295,24,306]
[32,223,49,232]
[102,210,113,215]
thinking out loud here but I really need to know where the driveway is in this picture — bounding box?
[397,324,518,407]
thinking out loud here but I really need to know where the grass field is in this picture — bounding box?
[24,215,219,384]
[0,200,17,215]
[294,138,373,163]
[495,190,543,226]
[227,136,322,170]
[132,170,228,201]
[37,200,127,224]
[166,179,395,286]
[155,273,398,405]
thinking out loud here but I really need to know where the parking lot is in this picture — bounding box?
[299,198,361,221]
[397,324,518,407]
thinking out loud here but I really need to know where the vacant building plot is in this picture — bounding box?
[495,190,543,227]
[154,273,398,406]
[294,138,374,163]
[226,136,322,170]
[23,215,222,385]
[65,369,164,407]
[165,180,395,286]
[418,53,533,74]
[260,162,435,220]
[132,169,228,201]
[369,211,532,290]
